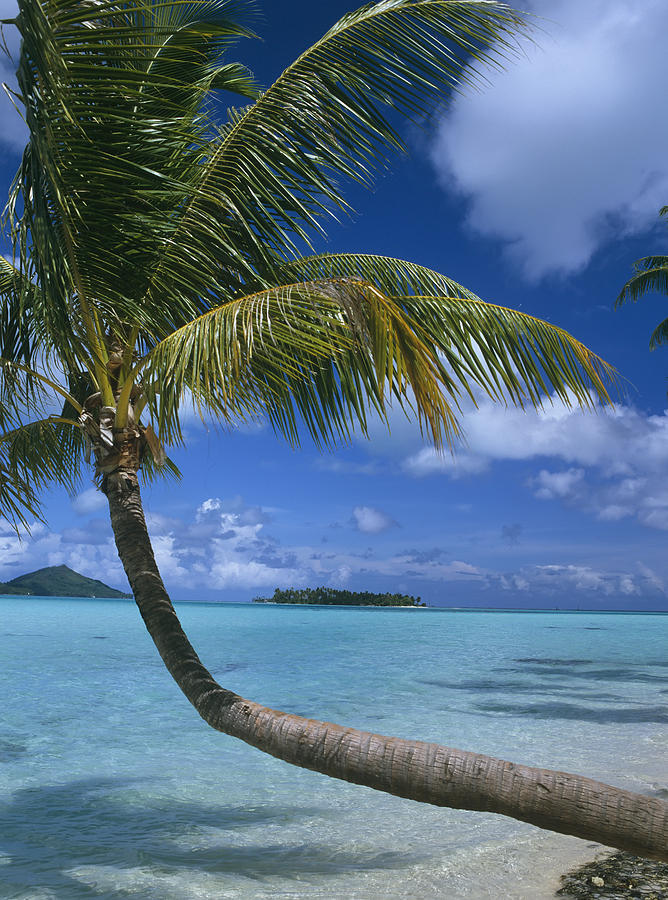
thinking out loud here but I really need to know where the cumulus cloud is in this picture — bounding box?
[71,488,107,516]
[3,491,661,606]
[0,530,32,578]
[532,468,585,500]
[404,392,668,531]
[404,447,487,478]
[0,496,302,594]
[0,516,128,587]
[431,0,668,278]
[184,496,300,589]
[491,561,664,599]
[351,505,397,534]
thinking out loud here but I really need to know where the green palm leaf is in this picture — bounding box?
[0,356,85,433]
[617,257,668,349]
[278,252,482,299]
[138,278,460,449]
[280,253,614,407]
[9,0,257,352]
[0,416,83,530]
[0,256,39,369]
[143,0,529,306]
[616,208,668,349]
[137,268,613,453]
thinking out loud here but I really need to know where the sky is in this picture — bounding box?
[1,0,668,609]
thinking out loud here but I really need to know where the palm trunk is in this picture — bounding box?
[105,469,668,861]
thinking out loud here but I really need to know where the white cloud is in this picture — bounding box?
[150,534,189,581]
[492,561,664,598]
[198,498,221,515]
[72,488,107,515]
[403,392,668,531]
[431,0,668,278]
[532,467,585,500]
[196,495,269,526]
[0,531,30,577]
[0,520,128,588]
[2,491,661,606]
[637,562,663,592]
[351,505,397,534]
[51,541,127,587]
[178,496,304,590]
[404,447,487,478]
[404,394,617,473]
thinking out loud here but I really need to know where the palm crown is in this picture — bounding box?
[0,0,614,530]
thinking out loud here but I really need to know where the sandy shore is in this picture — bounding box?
[415,832,666,900]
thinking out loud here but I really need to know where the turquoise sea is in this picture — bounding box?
[1,598,667,899]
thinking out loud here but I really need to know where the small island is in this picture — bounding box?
[253,586,426,607]
[0,565,131,599]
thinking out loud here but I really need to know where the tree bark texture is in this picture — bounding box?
[105,470,668,861]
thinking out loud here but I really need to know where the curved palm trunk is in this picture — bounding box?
[105,468,668,861]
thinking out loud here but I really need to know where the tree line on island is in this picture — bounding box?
[253,587,426,607]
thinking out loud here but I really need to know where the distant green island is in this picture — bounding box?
[0,565,131,598]
[253,587,426,607]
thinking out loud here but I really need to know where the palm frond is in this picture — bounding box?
[405,295,614,408]
[144,0,529,302]
[9,0,257,348]
[0,255,39,367]
[135,269,614,452]
[137,279,459,449]
[649,319,668,349]
[616,256,668,350]
[616,253,668,350]
[0,416,84,531]
[0,356,83,429]
[280,253,614,408]
[140,446,182,484]
[0,358,49,433]
[278,252,482,300]
[616,257,668,307]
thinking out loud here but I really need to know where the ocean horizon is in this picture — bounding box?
[2,597,666,898]
[9,593,667,613]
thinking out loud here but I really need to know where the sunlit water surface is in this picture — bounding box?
[1,598,667,899]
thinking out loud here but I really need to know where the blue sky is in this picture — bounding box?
[2,0,668,609]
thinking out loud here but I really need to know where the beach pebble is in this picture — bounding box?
[558,851,668,898]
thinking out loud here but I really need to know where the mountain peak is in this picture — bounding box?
[0,565,131,598]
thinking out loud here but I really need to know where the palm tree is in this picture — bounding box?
[617,206,668,347]
[1,0,666,862]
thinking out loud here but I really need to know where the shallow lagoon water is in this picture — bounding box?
[1,598,666,898]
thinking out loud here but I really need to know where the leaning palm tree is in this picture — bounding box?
[1,0,666,861]
[617,205,668,346]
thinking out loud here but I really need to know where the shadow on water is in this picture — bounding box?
[0,737,29,761]
[419,677,618,700]
[505,665,668,683]
[473,701,668,724]
[0,777,422,898]
[419,657,668,724]
[513,658,594,665]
